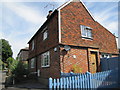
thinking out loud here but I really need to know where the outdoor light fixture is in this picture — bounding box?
[64,45,71,51]
[73,55,76,59]
[54,47,57,52]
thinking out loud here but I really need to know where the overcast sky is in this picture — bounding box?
[0,0,119,58]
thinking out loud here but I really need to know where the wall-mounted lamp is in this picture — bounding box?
[54,47,57,52]
[64,45,71,51]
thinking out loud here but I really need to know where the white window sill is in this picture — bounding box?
[41,65,50,68]
[82,36,93,40]
[31,67,34,68]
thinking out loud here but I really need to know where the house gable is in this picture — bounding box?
[59,1,118,54]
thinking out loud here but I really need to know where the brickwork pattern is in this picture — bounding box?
[60,2,118,54]
[60,47,88,73]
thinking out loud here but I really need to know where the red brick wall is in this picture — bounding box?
[29,12,59,59]
[60,47,88,73]
[37,47,61,79]
[28,12,60,75]
[60,2,118,54]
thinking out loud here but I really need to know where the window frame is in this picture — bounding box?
[41,51,50,67]
[31,58,35,68]
[43,30,48,40]
[31,40,34,50]
[42,27,48,41]
[101,54,112,58]
[80,25,93,39]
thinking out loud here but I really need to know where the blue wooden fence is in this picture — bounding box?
[49,69,118,89]
[101,57,119,71]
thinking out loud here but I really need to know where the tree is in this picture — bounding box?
[0,59,3,70]
[6,57,15,69]
[11,61,29,82]
[0,39,13,63]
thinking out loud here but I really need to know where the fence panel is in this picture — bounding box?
[49,69,118,89]
[101,57,119,71]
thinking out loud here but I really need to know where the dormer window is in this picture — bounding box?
[80,25,92,39]
[32,40,34,50]
[43,27,48,40]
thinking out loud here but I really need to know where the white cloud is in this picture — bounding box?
[1,2,47,58]
[4,2,46,24]
[1,1,119,59]
[82,0,119,2]
[90,4,118,36]
[1,26,35,58]
[1,0,66,2]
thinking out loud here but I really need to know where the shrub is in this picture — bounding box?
[11,61,29,83]
[5,58,29,85]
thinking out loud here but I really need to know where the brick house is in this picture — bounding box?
[17,47,29,64]
[28,0,118,83]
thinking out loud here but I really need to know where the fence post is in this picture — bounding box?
[49,77,53,89]
[86,71,92,89]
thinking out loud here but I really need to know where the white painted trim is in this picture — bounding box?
[57,0,97,43]
[41,26,48,33]
[41,51,50,68]
[58,10,61,43]
[80,0,96,20]
[41,65,50,68]
[57,0,96,21]
[58,0,73,11]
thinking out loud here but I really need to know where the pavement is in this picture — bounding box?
[2,81,48,90]
[0,71,6,90]
[0,71,48,90]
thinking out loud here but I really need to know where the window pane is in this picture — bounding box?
[81,25,87,37]
[43,31,48,40]
[87,30,92,38]
[41,51,50,67]
[32,40,34,50]
[80,25,92,38]
[31,58,34,68]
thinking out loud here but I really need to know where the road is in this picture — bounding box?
[0,71,6,90]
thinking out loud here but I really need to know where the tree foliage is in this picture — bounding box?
[0,39,13,63]
[5,59,29,85]
[6,57,16,70]
[0,59,3,70]
[11,61,29,82]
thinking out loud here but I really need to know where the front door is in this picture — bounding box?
[90,52,98,73]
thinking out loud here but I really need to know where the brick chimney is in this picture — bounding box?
[47,10,53,18]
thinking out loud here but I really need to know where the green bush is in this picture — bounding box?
[5,58,29,85]
[11,61,29,83]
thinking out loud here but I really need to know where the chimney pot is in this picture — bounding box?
[47,10,53,18]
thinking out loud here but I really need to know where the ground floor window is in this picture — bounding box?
[31,58,35,68]
[101,53,112,58]
[41,51,50,67]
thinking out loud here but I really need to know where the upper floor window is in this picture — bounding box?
[31,58,35,68]
[43,30,48,40]
[80,25,92,39]
[32,40,34,50]
[41,51,50,67]
[43,27,48,40]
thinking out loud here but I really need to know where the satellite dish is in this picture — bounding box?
[64,45,71,51]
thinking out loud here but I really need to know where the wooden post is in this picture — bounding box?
[86,71,92,89]
[49,77,52,89]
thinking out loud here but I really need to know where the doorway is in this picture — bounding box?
[90,52,98,73]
